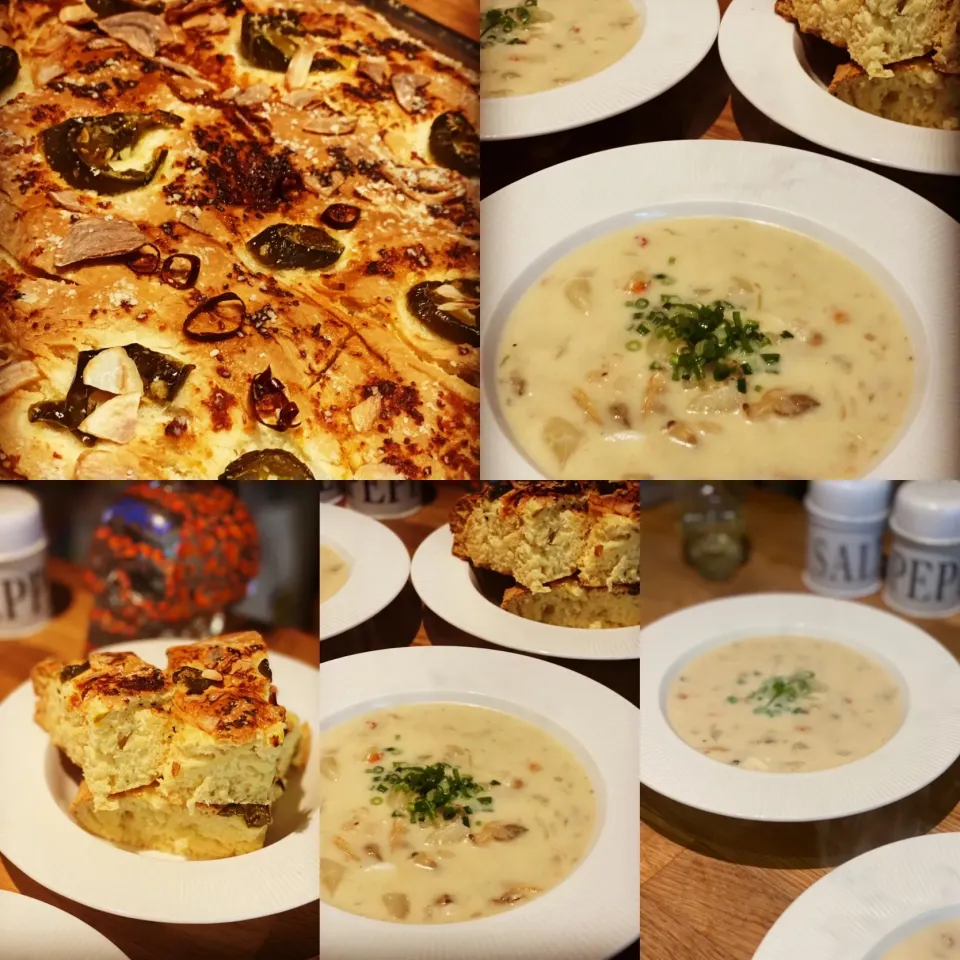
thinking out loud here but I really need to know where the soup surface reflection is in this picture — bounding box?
[319,702,596,923]
[481,0,641,98]
[497,217,914,480]
[320,546,350,604]
[881,917,960,959]
[666,636,903,772]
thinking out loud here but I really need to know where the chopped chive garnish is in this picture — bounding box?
[624,274,788,391]
[370,796,383,805]
[368,761,497,824]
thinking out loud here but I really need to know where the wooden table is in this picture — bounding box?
[640,487,960,960]
[482,0,957,219]
[406,0,479,41]
[0,558,320,960]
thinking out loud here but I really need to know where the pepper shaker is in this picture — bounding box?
[884,481,960,620]
[0,487,52,639]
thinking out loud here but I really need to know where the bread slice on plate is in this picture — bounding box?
[830,57,960,128]
[70,780,275,859]
[776,0,959,77]
[450,481,640,592]
[502,579,641,629]
[31,652,171,809]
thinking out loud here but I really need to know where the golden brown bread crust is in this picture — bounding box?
[32,651,168,711]
[450,482,641,549]
[502,578,641,628]
[450,481,640,591]
[171,687,286,745]
[0,0,479,479]
[777,0,959,77]
[829,56,960,128]
[70,779,273,859]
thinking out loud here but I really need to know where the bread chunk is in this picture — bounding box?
[166,632,275,701]
[829,57,960,126]
[778,0,958,77]
[161,685,287,808]
[71,781,276,860]
[31,652,170,809]
[450,482,640,592]
[502,579,641,628]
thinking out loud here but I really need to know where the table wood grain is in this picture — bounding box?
[639,487,960,960]
[404,0,479,41]
[0,557,320,960]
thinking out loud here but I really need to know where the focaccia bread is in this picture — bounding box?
[502,579,641,629]
[162,643,289,807]
[166,631,276,701]
[71,712,309,858]
[830,57,960,127]
[71,779,278,858]
[31,651,171,808]
[450,481,641,592]
[0,0,479,480]
[775,0,959,77]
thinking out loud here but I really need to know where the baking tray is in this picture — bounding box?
[356,0,480,71]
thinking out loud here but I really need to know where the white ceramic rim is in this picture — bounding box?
[479,139,960,480]
[0,890,130,960]
[639,593,960,822]
[410,525,639,659]
[719,0,960,176]
[319,503,411,640]
[480,0,719,140]
[0,638,320,924]
[753,833,960,959]
[319,644,640,959]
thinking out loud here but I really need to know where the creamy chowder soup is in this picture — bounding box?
[497,217,914,480]
[319,702,596,923]
[320,546,350,604]
[666,636,903,772]
[882,918,960,959]
[480,0,642,98]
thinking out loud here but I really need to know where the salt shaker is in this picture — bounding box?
[883,481,960,620]
[802,481,892,599]
[0,487,52,639]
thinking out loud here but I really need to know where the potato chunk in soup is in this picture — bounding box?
[319,703,596,923]
[497,217,914,480]
[481,0,642,99]
[666,636,903,773]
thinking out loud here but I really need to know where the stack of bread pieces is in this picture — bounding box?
[776,0,959,129]
[31,631,309,859]
[451,482,640,629]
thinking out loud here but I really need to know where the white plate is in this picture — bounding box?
[0,890,129,960]
[480,139,960,480]
[639,594,960,822]
[319,644,639,959]
[0,638,319,923]
[720,0,960,175]
[411,525,639,660]
[754,833,960,959]
[481,0,719,140]
[319,503,411,640]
